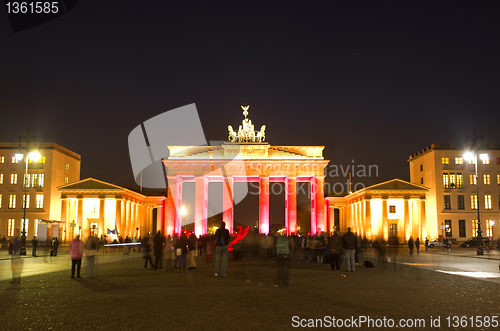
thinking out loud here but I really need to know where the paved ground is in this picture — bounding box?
[0,247,499,330]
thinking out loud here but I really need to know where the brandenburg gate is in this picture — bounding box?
[163,106,329,237]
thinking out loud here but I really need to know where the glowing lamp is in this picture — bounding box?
[29,151,41,161]
[489,220,494,226]
[180,205,187,216]
[15,152,24,160]
[463,152,474,161]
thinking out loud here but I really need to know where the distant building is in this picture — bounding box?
[0,142,81,240]
[408,143,500,242]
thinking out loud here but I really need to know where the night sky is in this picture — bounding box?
[2,2,500,226]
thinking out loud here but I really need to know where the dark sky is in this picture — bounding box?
[2,2,500,222]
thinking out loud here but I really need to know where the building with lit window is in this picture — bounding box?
[0,143,81,239]
[408,143,500,242]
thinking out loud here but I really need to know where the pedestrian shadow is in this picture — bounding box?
[75,278,124,293]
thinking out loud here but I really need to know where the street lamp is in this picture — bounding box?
[16,129,39,255]
[463,151,488,255]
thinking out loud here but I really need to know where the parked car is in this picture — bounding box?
[427,238,451,248]
[460,237,478,248]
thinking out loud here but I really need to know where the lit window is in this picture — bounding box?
[0,173,3,184]
[484,174,491,185]
[34,219,39,236]
[485,194,492,210]
[472,220,478,236]
[469,158,476,165]
[470,174,476,185]
[455,157,463,165]
[456,173,463,188]
[457,195,464,210]
[442,157,449,165]
[449,173,456,188]
[389,205,396,213]
[443,173,449,188]
[21,219,28,237]
[0,156,4,163]
[11,156,18,164]
[482,156,490,165]
[39,174,44,188]
[10,173,18,185]
[25,174,30,187]
[39,157,45,164]
[444,195,451,209]
[7,219,15,236]
[471,194,477,210]
[497,174,500,185]
[36,194,44,208]
[23,194,30,208]
[0,194,2,208]
[9,194,16,208]
[64,176,68,184]
[31,174,37,187]
[485,220,493,237]
[65,163,69,171]
[445,220,452,237]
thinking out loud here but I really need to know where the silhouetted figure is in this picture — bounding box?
[70,235,84,278]
[214,222,230,276]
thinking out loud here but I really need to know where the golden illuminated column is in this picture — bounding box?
[77,197,84,238]
[139,205,146,236]
[259,176,270,234]
[286,177,297,235]
[420,199,426,240]
[315,176,326,234]
[222,177,234,234]
[115,198,122,235]
[382,198,388,241]
[365,199,372,240]
[404,198,410,242]
[195,176,208,237]
[99,198,105,238]
[126,200,131,237]
[61,198,68,240]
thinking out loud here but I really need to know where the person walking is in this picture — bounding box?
[214,221,230,277]
[485,237,490,253]
[52,237,60,256]
[302,234,310,262]
[31,236,38,257]
[328,231,342,271]
[70,235,84,278]
[84,236,98,277]
[188,233,197,270]
[342,228,357,272]
[425,237,429,252]
[142,235,155,269]
[415,238,421,254]
[274,233,292,287]
[408,237,415,255]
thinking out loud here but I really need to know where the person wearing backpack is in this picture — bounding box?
[274,233,292,287]
[214,222,230,276]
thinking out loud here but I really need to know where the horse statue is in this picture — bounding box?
[238,125,246,142]
[228,125,237,142]
[256,125,266,142]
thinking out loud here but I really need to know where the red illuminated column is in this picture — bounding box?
[166,184,175,236]
[316,176,326,234]
[167,176,183,236]
[194,176,208,237]
[310,178,317,235]
[286,177,297,235]
[259,176,270,234]
[222,177,234,234]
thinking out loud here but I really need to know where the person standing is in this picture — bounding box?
[31,236,38,257]
[52,237,60,256]
[153,231,164,270]
[84,236,98,277]
[408,237,415,255]
[485,237,490,253]
[328,231,342,271]
[214,221,230,277]
[342,228,357,272]
[142,235,154,269]
[188,233,197,270]
[302,234,310,262]
[274,233,292,287]
[70,235,84,278]
[415,238,421,254]
[176,233,188,271]
[425,237,429,252]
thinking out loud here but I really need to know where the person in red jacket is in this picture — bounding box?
[70,235,84,278]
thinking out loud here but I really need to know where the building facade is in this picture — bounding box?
[0,142,81,240]
[408,143,500,242]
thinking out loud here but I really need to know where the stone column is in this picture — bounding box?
[166,185,175,236]
[77,197,84,239]
[259,176,270,234]
[166,176,183,236]
[115,198,122,235]
[310,177,317,235]
[125,200,131,237]
[365,200,372,240]
[61,198,68,240]
[420,199,426,240]
[195,176,208,237]
[158,204,164,236]
[382,198,388,241]
[286,177,297,235]
[222,177,234,234]
[315,176,326,234]
[404,198,410,242]
[99,198,105,238]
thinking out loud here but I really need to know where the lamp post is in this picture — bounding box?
[15,129,40,255]
[464,151,488,255]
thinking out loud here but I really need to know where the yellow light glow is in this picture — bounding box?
[30,151,41,162]
[479,153,489,162]
[463,152,474,161]
[180,205,187,216]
